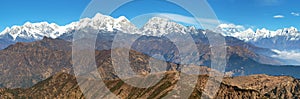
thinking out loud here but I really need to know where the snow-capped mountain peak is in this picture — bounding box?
[75,13,140,34]
[216,24,245,36]
[280,27,298,34]
[0,13,142,43]
[141,17,195,36]
[217,24,300,42]
[116,16,129,22]
[217,23,300,51]
[114,16,140,34]
[0,13,201,46]
[0,21,66,41]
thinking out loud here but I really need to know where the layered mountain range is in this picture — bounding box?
[0,13,289,62]
[1,38,300,98]
[1,69,300,98]
[0,13,300,98]
[1,14,299,52]
[218,24,300,51]
[1,14,299,63]
[1,30,300,89]
[0,13,197,49]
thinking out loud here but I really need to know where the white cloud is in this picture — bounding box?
[273,15,284,18]
[291,12,300,16]
[217,24,245,30]
[272,50,300,65]
[154,13,221,30]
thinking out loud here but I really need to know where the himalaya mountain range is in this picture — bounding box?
[218,24,300,51]
[1,13,300,50]
[1,13,300,98]
[0,13,298,77]
[0,13,299,65]
[1,14,299,51]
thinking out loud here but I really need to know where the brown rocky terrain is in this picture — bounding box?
[0,37,73,88]
[1,71,300,99]
[0,37,264,88]
[1,37,300,98]
[0,37,183,88]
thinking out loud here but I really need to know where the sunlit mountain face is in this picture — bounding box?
[217,24,300,65]
[1,13,299,65]
[0,13,299,80]
[1,0,300,98]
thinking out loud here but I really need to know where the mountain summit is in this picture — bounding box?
[141,17,196,36]
[218,24,300,51]
[218,24,299,42]
[0,13,199,49]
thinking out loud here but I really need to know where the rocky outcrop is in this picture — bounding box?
[221,74,300,99]
[0,38,73,88]
[0,72,83,99]
[1,72,300,99]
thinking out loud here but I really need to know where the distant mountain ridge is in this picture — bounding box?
[218,24,299,41]
[218,24,300,51]
[1,13,299,52]
[0,13,283,64]
[0,13,198,49]
[1,13,300,99]
[0,35,299,89]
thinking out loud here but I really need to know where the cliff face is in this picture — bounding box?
[1,72,300,99]
[0,72,83,99]
[0,38,73,88]
[1,38,300,98]
[221,74,300,99]
[1,37,299,89]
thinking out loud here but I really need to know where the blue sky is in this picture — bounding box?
[0,0,299,31]
[208,0,300,30]
[0,0,90,31]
